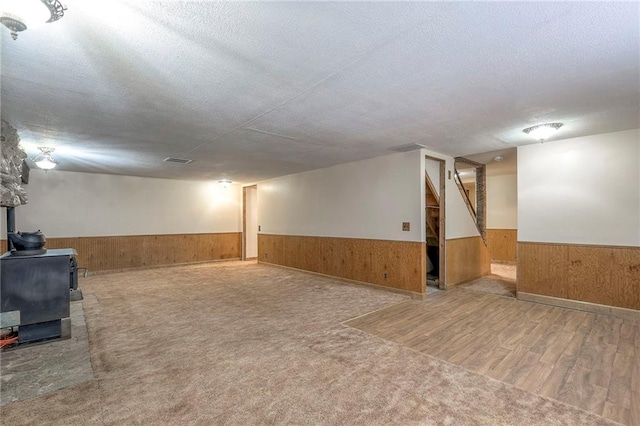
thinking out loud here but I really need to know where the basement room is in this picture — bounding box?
[1,1,638,425]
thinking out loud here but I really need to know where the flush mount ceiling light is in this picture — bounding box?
[34,146,58,170]
[0,0,66,40]
[219,179,232,189]
[493,156,504,162]
[522,123,563,142]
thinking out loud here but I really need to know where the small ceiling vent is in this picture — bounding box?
[389,143,426,153]
[163,157,193,164]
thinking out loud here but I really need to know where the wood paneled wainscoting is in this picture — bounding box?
[518,242,640,312]
[258,234,425,294]
[486,229,517,262]
[3,233,242,273]
[445,236,491,288]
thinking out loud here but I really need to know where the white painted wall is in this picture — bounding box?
[256,147,480,244]
[258,151,423,242]
[487,174,517,229]
[422,149,480,240]
[245,186,258,258]
[2,170,242,237]
[463,182,476,211]
[425,158,440,197]
[518,128,640,246]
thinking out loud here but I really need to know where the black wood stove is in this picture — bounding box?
[1,208,79,345]
[1,248,78,344]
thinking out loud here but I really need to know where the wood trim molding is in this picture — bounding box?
[241,184,257,261]
[242,186,247,260]
[517,242,640,311]
[258,234,425,294]
[2,232,242,273]
[424,154,447,289]
[518,292,640,321]
[518,240,640,249]
[255,233,420,243]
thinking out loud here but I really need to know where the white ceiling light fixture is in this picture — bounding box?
[34,146,58,170]
[0,0,66,40]
[522,123,563,142]
[218,179,232,189]
[493,156,504,162]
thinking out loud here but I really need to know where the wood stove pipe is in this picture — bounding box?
[6,206,15,251]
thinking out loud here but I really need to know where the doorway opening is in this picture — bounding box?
[453,148,518,298]
[242,185,258,261]
[425,156,446,291]
[453,157,487,245]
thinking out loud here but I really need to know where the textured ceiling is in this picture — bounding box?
[1,1,638,183]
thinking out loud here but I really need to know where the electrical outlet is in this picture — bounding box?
[448,170,452,180]
[383,272,388,280]
[402,222,410,231]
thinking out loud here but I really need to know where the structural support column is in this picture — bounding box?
[476,165,487,245]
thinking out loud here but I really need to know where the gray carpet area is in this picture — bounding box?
[0,261,615,425]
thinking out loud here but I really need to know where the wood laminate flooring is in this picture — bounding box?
[344,289,640,425]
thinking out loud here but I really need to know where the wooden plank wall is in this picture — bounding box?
[258,234,425,294]
[2,233,241,273]
[445,236,491,287]
[487,229,517,262]
[518,242,640,310]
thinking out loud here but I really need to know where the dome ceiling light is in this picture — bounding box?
[34,146,58,170]
[1,0,66,40]
[522,123,563,142]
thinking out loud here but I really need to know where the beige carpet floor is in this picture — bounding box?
[491,263,517,281]
[459,275,516,298]
[0,261,616,425]
[459,263,517,297]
